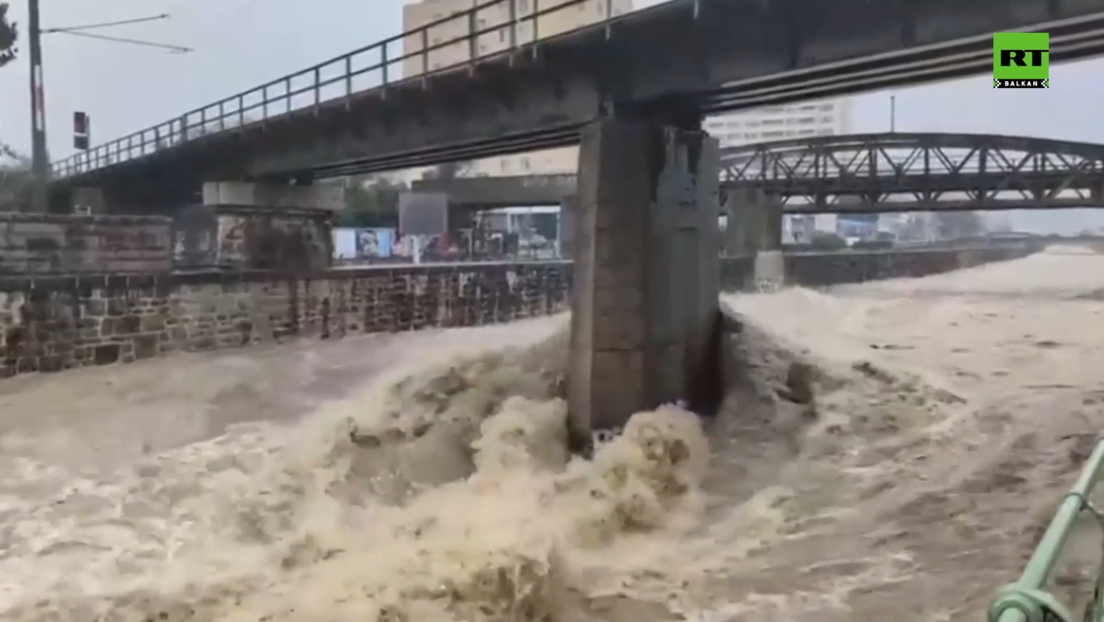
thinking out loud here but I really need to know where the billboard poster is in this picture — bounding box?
[333,228,357,259]
[355,228,394,258]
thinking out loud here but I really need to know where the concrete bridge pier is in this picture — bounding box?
[558,195,577,259]
[567,117,722,449]
[723,186,783,254]
[723,187,784,289]
[175,181,341,271]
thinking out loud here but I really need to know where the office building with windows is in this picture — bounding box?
[703,100,852,148]
[401,0,634,177]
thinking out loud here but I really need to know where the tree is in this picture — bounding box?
[0,141,31,211]
[0,3,16,69]
[807,231,848,250]
[339,161,471,228]
[340,174,407,228]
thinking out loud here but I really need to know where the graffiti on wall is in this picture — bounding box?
[215,212,332,272]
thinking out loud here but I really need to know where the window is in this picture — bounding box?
[519,0,529,14]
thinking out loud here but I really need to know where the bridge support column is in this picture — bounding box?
[724,187,784,289]
[723,187,783,255]
[567,118,722,449]
[558,194,577,259]
[176,181,341,271]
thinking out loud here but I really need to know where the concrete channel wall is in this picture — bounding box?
[0,246,1034,378]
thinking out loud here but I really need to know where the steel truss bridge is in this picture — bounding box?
[719,132,1104,213]
[412,133,1104,213]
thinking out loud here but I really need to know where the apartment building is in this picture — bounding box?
[401,0,633,177]
[703,99,852,148]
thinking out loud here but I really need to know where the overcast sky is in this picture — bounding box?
[0,0,1100,231]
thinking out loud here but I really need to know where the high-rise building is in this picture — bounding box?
[401,0,634,177]
[703,100,852,148]
[706,100,854,241]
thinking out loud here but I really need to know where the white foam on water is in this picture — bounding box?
[4,245,1104,621]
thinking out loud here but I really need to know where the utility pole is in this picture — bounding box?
[27,0,46,212]
[23,5,191,213]
[889,94,897,132]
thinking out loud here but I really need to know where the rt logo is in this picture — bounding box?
[993,32,1049,88]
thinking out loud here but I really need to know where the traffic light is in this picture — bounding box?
[73,111,89,150]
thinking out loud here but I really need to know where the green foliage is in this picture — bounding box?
[339,175,406,228]
[339,161,471,228]
[0,3,16,69]
[0,140,31,210]
[807,231,848,250]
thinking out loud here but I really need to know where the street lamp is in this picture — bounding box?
[25,1,192,213]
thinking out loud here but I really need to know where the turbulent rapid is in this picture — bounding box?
[3,245,1104,621]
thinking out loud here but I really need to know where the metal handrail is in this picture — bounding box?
[50,0,622,178]
[989,438,1104,622]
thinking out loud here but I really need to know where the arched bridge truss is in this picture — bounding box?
[719,132,1104,213]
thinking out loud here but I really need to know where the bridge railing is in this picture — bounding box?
[51,0,626,179]
[989,438,1104,622]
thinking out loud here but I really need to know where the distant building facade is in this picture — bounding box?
[401,0,633,177]
[704,100,852,148]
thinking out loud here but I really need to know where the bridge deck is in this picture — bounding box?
[47,0,1104,213]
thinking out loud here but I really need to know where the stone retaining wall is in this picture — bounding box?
[721,246,1037,289]
[0,262,570,376]
[0,247,1032,378]
[0,212,172,275]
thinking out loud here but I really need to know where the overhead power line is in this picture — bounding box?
[40,14,170,34]
[50,29,192,53]
[24,7,195,212]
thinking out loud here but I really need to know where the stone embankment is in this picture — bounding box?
[0,246,1032,378]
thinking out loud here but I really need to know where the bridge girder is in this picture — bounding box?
[720,132,1104,213]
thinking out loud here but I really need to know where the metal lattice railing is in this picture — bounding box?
[990,439,1104,622]
[51,0,625,178]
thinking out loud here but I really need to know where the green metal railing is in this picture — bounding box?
[990,439,1104,622]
